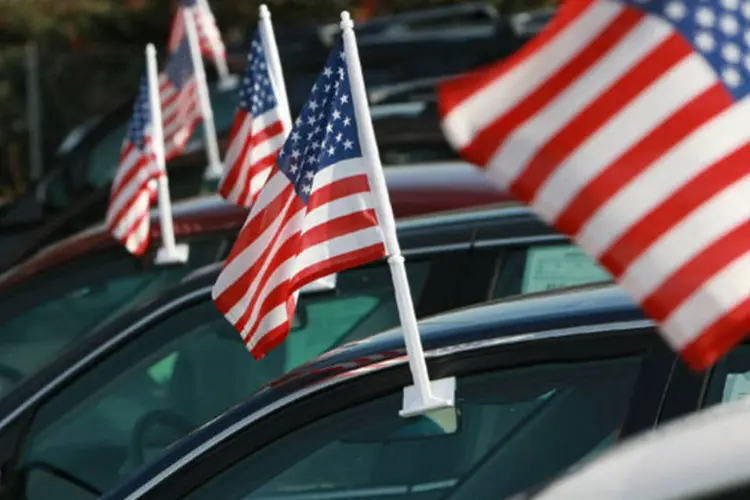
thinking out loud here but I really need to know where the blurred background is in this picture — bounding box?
[0,0,556,203]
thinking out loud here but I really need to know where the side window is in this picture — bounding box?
[14,259,431,498]
[0,238,222,398]
[185,356,643,500]
[492,243,612,299]
[703,345,750,407]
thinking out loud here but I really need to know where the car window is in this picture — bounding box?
[0,238,222,399]
[703,345,750,407]
[492,243,612,299]
[14,259,432,499]
[85,82,239,189]
[184,356,642,500]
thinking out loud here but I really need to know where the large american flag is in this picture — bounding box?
[219,29,289,207]
[160,38,202,160]
[213,42,386,358]
[440,0,750,370]
[107,75,164,255]
[167,0,226,61]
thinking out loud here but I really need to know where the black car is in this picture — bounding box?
[0,204,613,500]
[97,282,710,500]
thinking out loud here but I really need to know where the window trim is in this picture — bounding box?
[121,318,666,500]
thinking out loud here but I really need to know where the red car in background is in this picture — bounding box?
[0,160,506,397]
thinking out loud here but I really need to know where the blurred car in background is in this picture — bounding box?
[100,283,687,500]
[0,162,506,401]
[0,203,617,500]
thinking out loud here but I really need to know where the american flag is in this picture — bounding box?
[160,38,201,160]
[107,75,164,255]
[213,42,386,358]
[167,0,226,61]
[219,29,289,207]
[440,0,750,370]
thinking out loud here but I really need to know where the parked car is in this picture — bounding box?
[0,204,616,500]
[0,162,506,402]
[515,393,750,500]
[99,282,697,500]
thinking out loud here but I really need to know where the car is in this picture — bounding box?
[98,283,695,500]
[514,392,750,500]
[0,162,506,403]
[0,203,616,500]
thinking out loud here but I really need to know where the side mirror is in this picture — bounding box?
[344,406,460,443]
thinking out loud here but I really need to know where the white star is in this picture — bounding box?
[291,149,301,160]
[309,100,319,111]
[302,183,312,194]
[307,116,316,126]
[323,67,333,77]
[343,117,352,127]
[743,1,750,19]
[326,123,334,133]
[291,131,301,142]
[723,42,742,63]
[336,132,343,142]
[743,54,750,71]
[332,109,342,120]
[340,94,350,104]
[343,139,353,150]
[722,66,743,87]
[720,14,740,35]
[665,1,687,20]
[695,31,716,52]
[722,0,740,10]
[290,164,299,174]
[325,84,331,92]
[338,51,345,60]
[328,146,336,156]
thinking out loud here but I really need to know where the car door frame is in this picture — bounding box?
[114,319,676,500]
[0,240,472,495]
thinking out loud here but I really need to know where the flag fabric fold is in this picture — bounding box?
[438,0,750,370]
[168,0,227,63]
[213,41,386,359]
[160,38,202,160]
[219,29,290,207]
[106,75,164,256]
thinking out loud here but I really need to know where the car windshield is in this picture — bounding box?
[42,80,240,211]
[0,239,221,399]
[16,260,433,498]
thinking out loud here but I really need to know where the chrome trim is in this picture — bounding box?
[473,234,567,248]
[0,286,213,431]
[122,318,653,499]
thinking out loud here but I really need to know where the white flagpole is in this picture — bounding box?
[145,44,190,265]
[339,11,456,418]
[197,0,239,91]
[258,4,292,130]
[183,7,224,181]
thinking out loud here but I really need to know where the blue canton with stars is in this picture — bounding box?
[127,74,152,151]
[277,41,362,203]
[239,30,278,117]
[164,38,195,90]
[623,0,750,99]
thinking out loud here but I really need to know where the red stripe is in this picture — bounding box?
[601,143,750,280]
[456,7,642,167]
[437,0,596,118]
[642,218,750,323]
[553,84,731,236]
[681,292,750,371]
[509,34,689,202]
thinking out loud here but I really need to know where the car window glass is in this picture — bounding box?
[185,356,642,500]
[703,345,750,407]
[85,82,238,189]
[0,239,221,399]
[16,260,431,499]
[493,243,612,299]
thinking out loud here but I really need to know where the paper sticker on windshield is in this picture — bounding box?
[522,244,611,294]
[723,372,750,402]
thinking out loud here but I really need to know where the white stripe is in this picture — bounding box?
[577,97,750,257]
[487,15,672,188]
[620,173,750,302]
[440,1,623,150]
[112,145,143,189]
[107,161,159,224]
[223,113,253,168]
[249,302,289,348]
[245,226,383,351]
[533,54,716,222]
[663,249,750,350]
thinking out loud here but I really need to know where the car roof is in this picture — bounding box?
[0,161,506,293]
[109,283,647,498]
[529,395,750,500]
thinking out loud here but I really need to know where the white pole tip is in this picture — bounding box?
[259,4,270,18]
[145,43,156,56]
[340,10,354,30]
